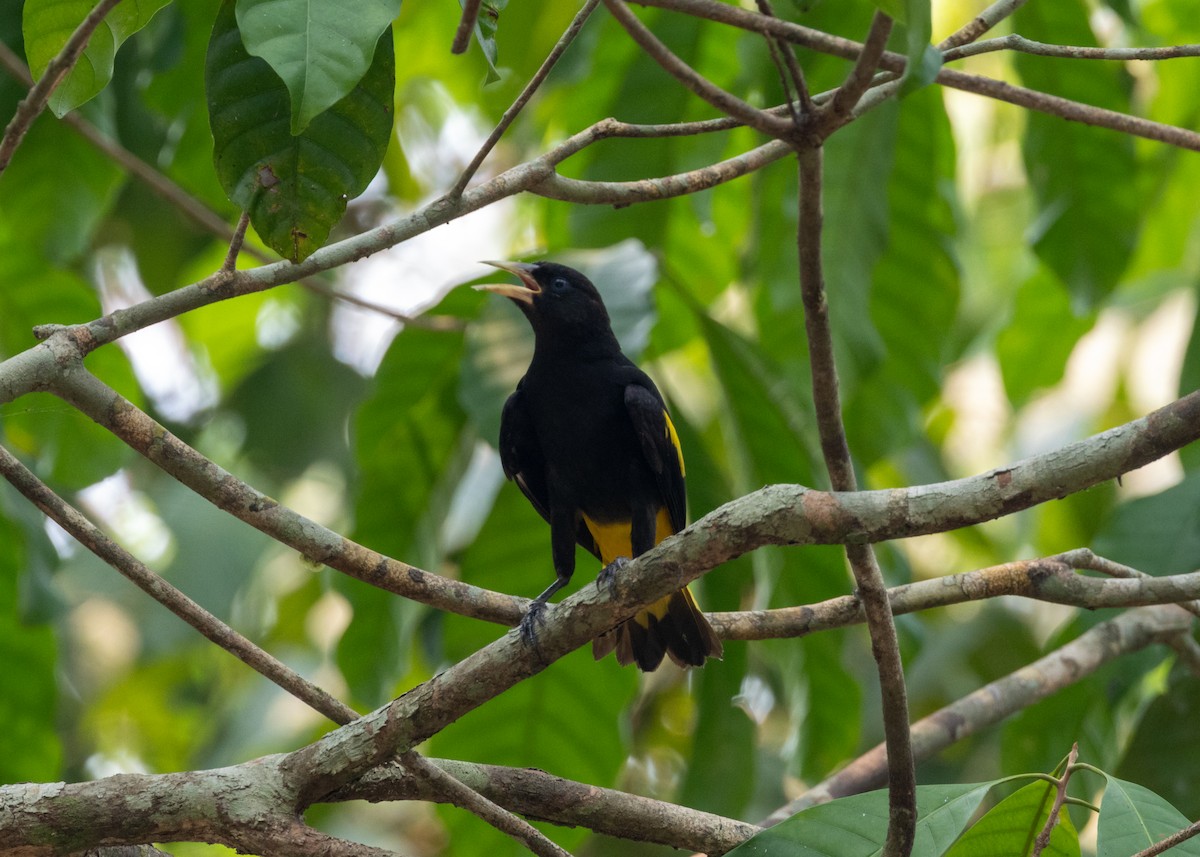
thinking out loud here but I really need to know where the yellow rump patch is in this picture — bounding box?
[582,508,674,566]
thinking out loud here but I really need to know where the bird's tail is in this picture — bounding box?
[593,586,723,671]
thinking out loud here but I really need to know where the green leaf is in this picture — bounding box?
[1013,1,1140,308]
[816,102,898,394]
[1117,675,1200,819]
[946,779,1079,857]
[845,85,958,464]
[892,2,941,95]
[235,0,402,133]
[0,119,124,265]
[1098,775,1200,857]
[729,782,997,856]
[469,0,508,85]
[996,266,1095,407]
[205,0,394,261]
[23,0,172,116]
[1092,472,1200,575]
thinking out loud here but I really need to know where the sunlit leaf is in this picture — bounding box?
[945,779,1079,857]
[235,0,401,133]
[23,0,172,116]
[205,0,394,261]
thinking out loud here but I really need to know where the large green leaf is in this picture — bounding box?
[235,0,401,134]
[1013,1,1140,308]
[1098,775,1200,857]
[1116,675,1200,820]
[205,0,394,261]
[729,782,997,856]
[23,0,172,116]
[0,118,124,265]
[1092,472,1200,575]
[846,85,958,464]
[996,266,1095,407]
[945,779,1079,857]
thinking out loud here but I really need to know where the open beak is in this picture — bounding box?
[474,261,540,305]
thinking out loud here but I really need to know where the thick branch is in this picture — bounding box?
[335,758,759,856]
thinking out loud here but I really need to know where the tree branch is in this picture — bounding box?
[943,33,1200,62]
[451,0,483,54]
[602,0,796,139]
[824,10,893,126]
[335,758,759,855]
[767,604,1195,821]
[938,0,1030,51]
[450,0,601,198]
[795,145,915,857]
[631,0,1200,152]
[0,0,125,174]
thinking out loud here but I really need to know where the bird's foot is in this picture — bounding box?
[518,600,549,648]
[597,556,630,597]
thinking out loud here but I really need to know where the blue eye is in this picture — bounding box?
[551,277,569,293]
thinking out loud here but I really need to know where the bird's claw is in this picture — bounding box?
[597,556,630,596]
[518,600,549,647]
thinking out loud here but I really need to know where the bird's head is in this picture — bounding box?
[475,261,617,352]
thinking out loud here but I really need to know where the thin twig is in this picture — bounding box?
[297,280,465,330]
[938,0,1030,51]
[452,0,483,54]
[633,0,1200,152]
[222,212,251,273]
[1131,818,1200,857]
[794,145,915,856]
[449,0,600,198]
[1031,744,1077,857]
[944,33,1200,62]
[602,0,794,138]
[0,0,125,174]
[824,10,893,124]
[755,0,812,121]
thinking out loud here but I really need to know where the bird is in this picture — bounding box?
[475,260,723,671]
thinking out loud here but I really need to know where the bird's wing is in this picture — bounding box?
[500,384,602,559]
[624,382,687,534]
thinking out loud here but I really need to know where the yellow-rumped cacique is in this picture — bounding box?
[476,260,723,671]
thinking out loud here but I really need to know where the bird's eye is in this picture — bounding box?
[550,277,569,293]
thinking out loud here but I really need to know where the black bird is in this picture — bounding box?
[476,260,722,671]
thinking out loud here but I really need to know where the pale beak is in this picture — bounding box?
[474,261,540,305]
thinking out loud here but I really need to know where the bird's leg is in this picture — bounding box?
[519,514,578,647]
[519,574,570,646]
[597,556,629,597]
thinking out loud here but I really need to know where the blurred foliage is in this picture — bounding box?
[1,0,1200,855]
